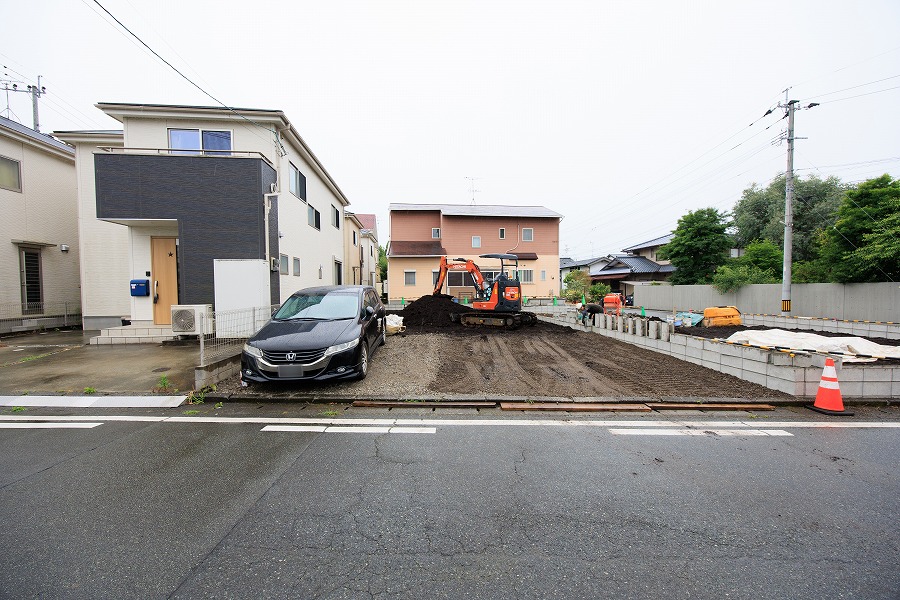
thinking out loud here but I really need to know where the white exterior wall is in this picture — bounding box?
[0,131,80,310]
[360,233,379,286]
[70,138,130,328]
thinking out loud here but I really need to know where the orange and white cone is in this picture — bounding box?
[808,358,854,416]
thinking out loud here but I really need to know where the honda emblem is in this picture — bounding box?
[286,352,296,362]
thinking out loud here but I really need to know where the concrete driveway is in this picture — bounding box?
[0,329,198,395]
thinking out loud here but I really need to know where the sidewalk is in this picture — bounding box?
[0,329,197,396]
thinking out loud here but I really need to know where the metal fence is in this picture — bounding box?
[0,301,82,334]
[198,304,278,366]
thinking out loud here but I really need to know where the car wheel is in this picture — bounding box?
[356,342,369,380]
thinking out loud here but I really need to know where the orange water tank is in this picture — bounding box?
[701,306,742,327]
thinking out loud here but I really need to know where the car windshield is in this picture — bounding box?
[273,292,360,320]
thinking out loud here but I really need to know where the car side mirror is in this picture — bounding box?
[365,306,375,319]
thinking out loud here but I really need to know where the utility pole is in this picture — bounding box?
[27,76,45,133]
[780,96,798,315]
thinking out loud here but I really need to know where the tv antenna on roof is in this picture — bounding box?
[465,176,479,205]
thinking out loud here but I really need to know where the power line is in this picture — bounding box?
[813,84,900,105]
[90,0,287,155]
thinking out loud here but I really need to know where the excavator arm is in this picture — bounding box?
[433,257,490,297]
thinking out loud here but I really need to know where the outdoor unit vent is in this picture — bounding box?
[170,304,213,335]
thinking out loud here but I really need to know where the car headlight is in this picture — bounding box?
[243,343,263,358]
[323,337,359,357]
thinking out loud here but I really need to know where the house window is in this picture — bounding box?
[167,128,232,155]
[332,205,340,228]
[447,272,472,287]
[289,163,307,201]
[293,257,301,276]
[334,260,343,284]
[499,228,505,240]
[519,269,534,284]
[540,270,547,281]
[472,236,481,248]
[279,254,289,275]
[432,228,440,239]
[432,270,441,287]
[308,205,321,229]
[19,247,42,313]
[370,246,373,256]
[0,155,22,192]
[404,270,416,285]
[352,231,358,246]
[522,228,534,242]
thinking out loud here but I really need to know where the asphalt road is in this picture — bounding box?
[1,405,898,599]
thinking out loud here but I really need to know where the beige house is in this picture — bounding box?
[387,203,563,303]
[0,116,80,332]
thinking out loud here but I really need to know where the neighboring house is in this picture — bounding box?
[387,203,562,302]
[343,212,362,285]
[559,255,612,283]
[621,233,673,265]
[343,212,379,287]
[355,213,379,287]
[0,116,80,332]
[590,254,675,296]
[55,102,350,332]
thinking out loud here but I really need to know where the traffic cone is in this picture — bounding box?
[808,358,854,416]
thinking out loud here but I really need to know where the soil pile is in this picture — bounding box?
[399,294,472,329]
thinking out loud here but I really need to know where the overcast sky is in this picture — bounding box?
[3,0,898,258]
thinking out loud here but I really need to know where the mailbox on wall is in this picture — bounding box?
[130,279,150,297]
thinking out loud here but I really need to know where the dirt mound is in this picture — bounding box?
[399,294,472,329]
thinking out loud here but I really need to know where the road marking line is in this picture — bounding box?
[0,396,185,408]
[0,422,102,429]
[609,428,793,437]
[260,425,436,434]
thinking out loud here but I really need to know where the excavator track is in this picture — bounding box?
[451,311,538,330]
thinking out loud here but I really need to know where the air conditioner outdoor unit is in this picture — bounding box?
[170,304,213,335]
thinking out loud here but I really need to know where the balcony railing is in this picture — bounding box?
[97,146,274,168]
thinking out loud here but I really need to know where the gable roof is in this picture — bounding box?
[389,203,562,219]
[1,116,75,158]
[355,213,377,231]
[622,233,674,252]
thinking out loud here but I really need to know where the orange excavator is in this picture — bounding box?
[433,253,537,329]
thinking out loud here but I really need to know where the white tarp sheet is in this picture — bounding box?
[725,329,900,363]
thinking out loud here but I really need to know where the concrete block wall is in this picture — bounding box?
[744,314,900,340]
[541,308,899,399]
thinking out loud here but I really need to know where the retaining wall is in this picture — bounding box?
[535,308,899,399]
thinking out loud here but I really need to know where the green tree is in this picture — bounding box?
[732,174,846,262]
[377,245,388,282]
[562,269,591,303]
[817,175,900,282]
[588,283,611,302]
[712,263,779,293]
[658,208,731,285]
[741,238,783,276]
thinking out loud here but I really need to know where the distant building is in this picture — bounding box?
[387,203,563,302]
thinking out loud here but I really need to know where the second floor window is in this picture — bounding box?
[432,228,441,239]
[308,205,321,230]
[522,228,534,242]
[472,236,481,248]
[168,128,231,155]
[499,228,505,239]
[332,205,340,228]
[289,163,307,201]
[352,231,358,246]
[0,155,22,192]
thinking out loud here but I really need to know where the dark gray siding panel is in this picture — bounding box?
[95,154,278,307]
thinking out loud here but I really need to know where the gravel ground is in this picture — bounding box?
[216,295,790,400]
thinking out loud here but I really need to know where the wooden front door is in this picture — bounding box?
[151,237,178,325]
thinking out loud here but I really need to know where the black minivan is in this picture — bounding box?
[241,286,386,384]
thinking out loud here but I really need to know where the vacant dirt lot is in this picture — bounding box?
[224,296,789,400]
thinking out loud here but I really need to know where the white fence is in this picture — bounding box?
[633,282,899,323]
[0,301,82,334]
[199,304,278,366]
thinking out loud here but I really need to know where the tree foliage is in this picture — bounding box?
[377,245,388,282]
[658,208,731,285]
[816,175,900,282]
[562,269,591,303]
[731,174,846,263]
[588,283,611,302]
[712,263,779,294]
